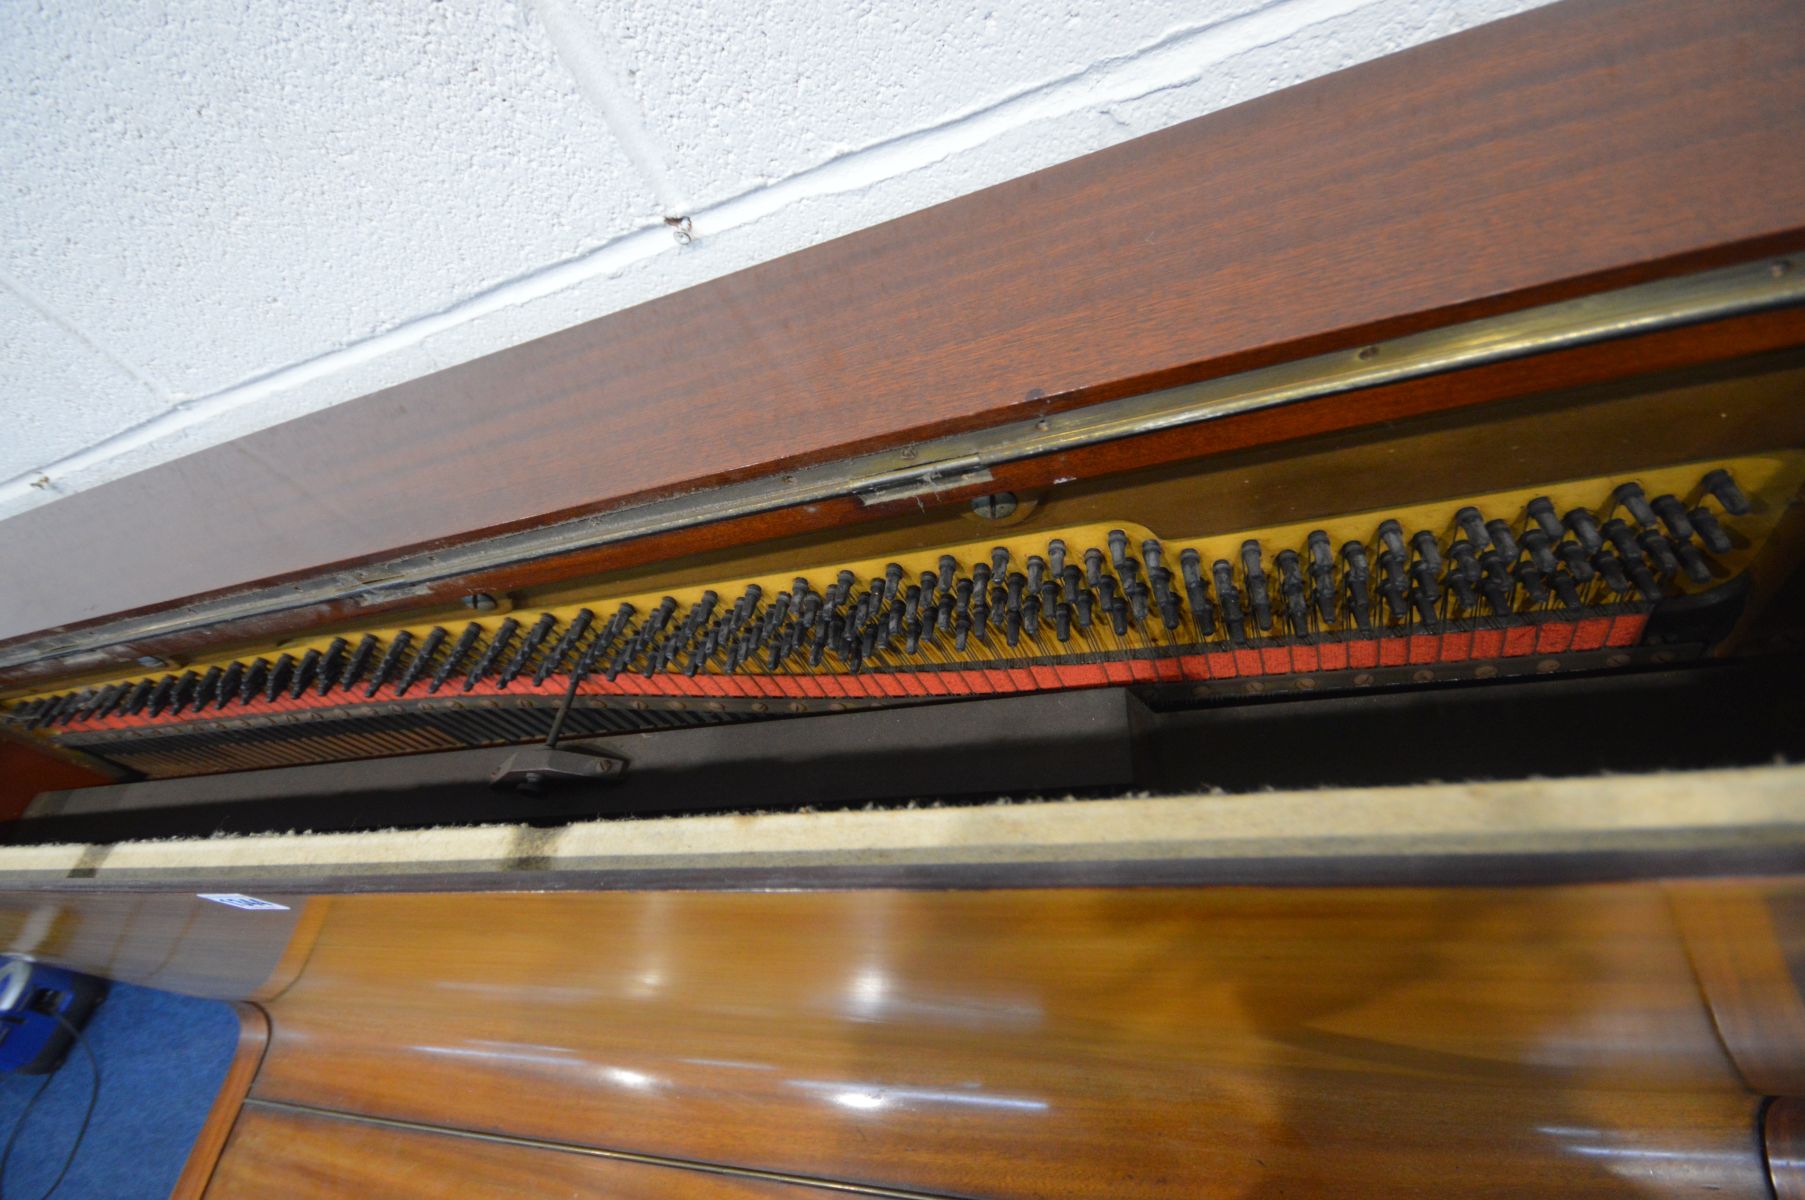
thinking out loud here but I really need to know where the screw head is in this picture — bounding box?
[970,492,1019,520]
[464,593,499,612]
[136,655,168,669]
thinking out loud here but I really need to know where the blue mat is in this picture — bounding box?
[0,979,240,1200]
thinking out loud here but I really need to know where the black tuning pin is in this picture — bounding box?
[339,634,380,694]
[1612,482,1658,529]
[1212,560,1246,642]
[1444,541,1480,610]
[315,638,350,696]
[1240,541,1273,633]
[1377,519,1408,561]
[1274,549,1309,633]
[1672,537,1713,584]
[1512,561,1549,607]
[265,655,296,703]
[1548,569,1582,610]
[1409,530,1443,579]
[192,666,223,712]
[395,628,447,697]
[501,615,557,688]
[1601,518,1642,562]
[288,648,322,699]
[1179,550,1214,634]
[1636,529,1680,578]
[216,661,245,711]
[1306,531,1337,624]
[1557,539,1597,583]
[1700,468,1751,515]
[1455,507,1490,554]
[1689,507,1734,555]
[1377,551,1410,623]
[147,675,178,718]
[463,618,519,691]
[1649,494,1695,541]
[1477,550,1513,615]
[367,630,414,697]
[534,609,594,686]
[1407,559,1441,626]
[1563,508,1603,554]
[1593,552,1634,597]
[1526,497,1563,542]
[1484,519,1520,563]
[239,660,270,706]
[1520,528,1559,575]
[120,678,154,717]
[1340,542,1373,632]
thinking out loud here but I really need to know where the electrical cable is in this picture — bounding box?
[0,1013,101,1200]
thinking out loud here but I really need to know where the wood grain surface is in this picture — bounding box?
[243,884,1770,1198]
[3,0,1802,652]
[206,1105,854,1200]
[171,1004,269,1200]
[1672,880,1805,1096]
[0,891,317,1000]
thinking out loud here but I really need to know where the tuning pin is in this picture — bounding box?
[1484,519,1520,563]
[1444,542,1480,609]
[1455,507,1490,554]
[1593,552,1634,596]
[1520,529,1559,575]
[124,677,156,716]
[1477,550,1513,615]
[1612,482,1658,529]
[1107,530,1130,572]
[288,648,322,699]
[214,662,244,711]
[534,610,593,685]
[337,634,380,694]
[1179,550,1215,635]
[1275,550,1309,633]
[1563,509,1604,553]
[1557,540,1597,583]
[366,631,413,697]
[1689,507,1734,555]
[1409,530,1443,578]
[1647,495,1695,541]
[1212,560,1246,642]
[240,660,271,705]
[1512,561,1549,606]
[1549,569,1582,609]
[463,618,519,691]
[1700,468,1751,515]
[265,655,297,702]
[1240,541,1272,633]
[1672,537,1713,584]
[1377,519,1408,561]
[147,675,179,718]
[1377,551,1410,623]
[396,628,447,697]
[313,638,349,696]
[192,666,223,711]
[1307,531,1337,624]
[1637,529,1680,577]
[1340,542,1373,632]
[1526,497,1563,541]
[1601,518,1642,562]
[1408,559,1441,626]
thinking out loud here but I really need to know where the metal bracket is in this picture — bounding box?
[854,455,994,506]
[488,746,625,796]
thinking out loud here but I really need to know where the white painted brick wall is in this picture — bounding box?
[0,0,1554,519]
